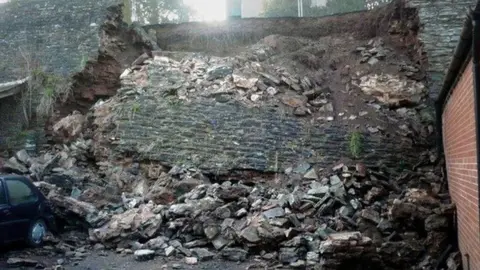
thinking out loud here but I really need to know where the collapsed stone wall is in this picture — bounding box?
[56,7,158,116]
[89,32,433,176]
[0,0,469,160]
[0,2,461,268]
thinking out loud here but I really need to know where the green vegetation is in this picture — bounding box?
[2,129,32,151]
[286,141,299,152]
[128,102,141,121]
[167,98,182,107]
[31,69,71,118]
[122,0,133,24]
[348,131,363,159]
[132,102,141,114]
[79,55,88,71]
[399,159,406,171]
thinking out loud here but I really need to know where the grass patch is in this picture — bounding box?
[33,70,71,117]
[348,131,363,159]
[128,102,142,121]
[132,102,140,114]
[79,55,88,71]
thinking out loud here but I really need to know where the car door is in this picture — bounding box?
[0,180,10,243]
[4,177,40,241]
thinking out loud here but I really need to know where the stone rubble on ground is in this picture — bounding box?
[6,257,42,268]
[353,73,426,108]
[111,35,426,127]
[52,110,86,142]
[355,38,388,65]
[134,249,155,261]
[2,143,456,269]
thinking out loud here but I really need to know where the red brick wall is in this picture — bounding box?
[442,60,480,268]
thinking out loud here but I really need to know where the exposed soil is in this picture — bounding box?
[147,0,415,55]
[52,5,157,119]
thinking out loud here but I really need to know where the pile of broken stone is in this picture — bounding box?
[118,36,426,121]
[119,49,335,119]
[1,144,460,270]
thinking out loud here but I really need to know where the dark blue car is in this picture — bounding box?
[0,175,56,247]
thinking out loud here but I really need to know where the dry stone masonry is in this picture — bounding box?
[0,0,121,82]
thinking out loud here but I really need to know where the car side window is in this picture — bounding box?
[0,182,6,205]
[6,179,38,206]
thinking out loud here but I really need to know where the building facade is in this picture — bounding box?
[226,0,242,18]
[439,2,480,268]
[241,0,266,18]
[442,59,480,269]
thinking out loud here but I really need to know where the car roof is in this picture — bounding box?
[0,174,29,181]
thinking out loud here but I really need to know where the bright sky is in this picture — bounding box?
[0,0,227,22]
[184,0,226,21]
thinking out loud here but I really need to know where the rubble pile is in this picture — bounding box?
[118,48,337,118]
[102,163,450,269]
[355,38,389,66]
[2,144,454,269]
[353,73,426,108]
[113,35,428,124]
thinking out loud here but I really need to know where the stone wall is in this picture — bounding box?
[91,44,429,175]
[405,0,476,98]
[0,0,121,83]
[0,0,128,151]
[108,99,419,174]
[0,88,26,151]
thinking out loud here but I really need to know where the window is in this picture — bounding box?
[0,182,6,205]
[6,180,37,205]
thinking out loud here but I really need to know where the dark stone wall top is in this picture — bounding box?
[0,0,120,82]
